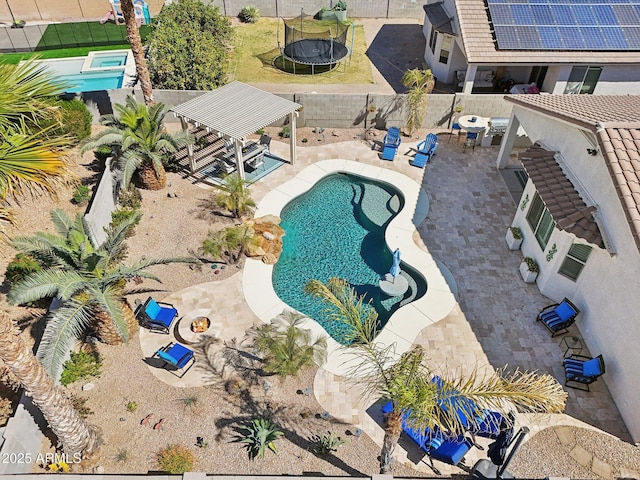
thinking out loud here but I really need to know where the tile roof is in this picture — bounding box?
[455,0,640,64]
[506,95,640,254]
[519,144,604,248]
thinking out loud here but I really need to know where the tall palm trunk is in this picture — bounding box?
[120,0,155,106]
[137,162,166,190]
[380,410,403,474]
[95,300,138,345]
[0,312,100,457]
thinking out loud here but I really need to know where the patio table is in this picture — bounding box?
[458,115,488,133]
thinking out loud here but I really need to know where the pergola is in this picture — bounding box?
[170,81,301,180]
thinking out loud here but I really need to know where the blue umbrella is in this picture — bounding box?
[389,248,402,279]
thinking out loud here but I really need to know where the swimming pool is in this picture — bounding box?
[32,50,134,93]
[272,172,427,344]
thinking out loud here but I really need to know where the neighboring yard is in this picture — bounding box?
[229,18,373,84]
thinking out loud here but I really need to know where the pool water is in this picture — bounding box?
[89,53,128,69]
[272,172,427,344]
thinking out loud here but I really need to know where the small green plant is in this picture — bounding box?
[279,125,290,138]
[255,127,265,135]
[126,400,138,412]
[110,207,141,238]
[239,5,260,23]
[156,444,195,474]
[454,104,464,114]
[5,253,42,286]
[94,145,112,165]
[238,418,283,460]
[115,449,129,463]
[195,436,208,448]
[60,351,102,386]
[118,184,142,210]
[333,0,347,11]
[510,226,522,240]
[180,394,200,412]
[301,137,308,143]
[311,431,347,455]
[367,104,377,113]
[72,184,90,205]
[523,256,539,273]
[225,378,247,396]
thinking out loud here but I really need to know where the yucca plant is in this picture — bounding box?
[305,277,567,474]
[237,418,283,459]
[213,173,255,219]
[311,431,347,455]
[239,5,260,23]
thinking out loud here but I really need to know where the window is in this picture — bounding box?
[564,66,602,94]
[526,193,555,249]
[439,35,452,64]
[429,27,438,54]
[558,243,592,281]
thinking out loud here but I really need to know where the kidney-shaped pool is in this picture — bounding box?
[272,172,427,344]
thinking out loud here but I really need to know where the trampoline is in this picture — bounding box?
[279,11,352,75]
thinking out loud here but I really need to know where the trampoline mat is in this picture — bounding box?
[283,39,349,65]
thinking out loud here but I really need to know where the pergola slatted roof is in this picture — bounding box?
[170,81,301,140]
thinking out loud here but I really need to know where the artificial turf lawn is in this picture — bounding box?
[35,22,150,51]
[230,18,373,84]
[0,45,133,65]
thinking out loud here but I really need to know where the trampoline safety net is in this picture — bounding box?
[282,11,350,66]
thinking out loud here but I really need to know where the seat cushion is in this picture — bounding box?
[157,349,177,365]
[555,301,577,321]
[582,358,603,377]
[145,298,161,319]
[167,343,194,368]
[154,306,177,325]
[431,437,471,465]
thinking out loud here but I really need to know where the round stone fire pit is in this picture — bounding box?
[178,310,214,344]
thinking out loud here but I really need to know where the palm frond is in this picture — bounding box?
[7,269,87,305]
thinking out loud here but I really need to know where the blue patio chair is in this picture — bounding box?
[381,400,474,474]
[410,133,438,168]
[381,126,401,161]
[135,297,178,334]
[448,122,462,143]
[563,354,605,391]
[463,132,478,152]
[154,342,195,378]
[536,298,580,337]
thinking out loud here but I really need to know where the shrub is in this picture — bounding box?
[156,444,195,474]
[60,351,101,386]
[5,253,42,285]
[68,394,93,418]
[110,207,141,238]
[41,99,93,144]
[238,418,283,460]
[239,5,260,23]
[334,0,347,11]
[510,226,522,240]
[146,0,233,90]
[126,400,138,412]
[72,184,90,205]
[279,125,290,138]
[523,256,539,273]
[311,431,347,455]
[118,185,142,210]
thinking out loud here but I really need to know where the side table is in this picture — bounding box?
[561,336,583,358]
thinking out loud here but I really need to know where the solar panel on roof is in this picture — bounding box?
[486,0,640,51]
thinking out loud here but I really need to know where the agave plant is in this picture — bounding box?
[237,418,283,460]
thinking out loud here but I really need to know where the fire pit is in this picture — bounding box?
[191,317,211,333]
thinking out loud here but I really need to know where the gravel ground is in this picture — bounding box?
[3,135,640,477]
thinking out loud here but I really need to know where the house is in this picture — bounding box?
[422,0,640,94]
[496,94,640,443]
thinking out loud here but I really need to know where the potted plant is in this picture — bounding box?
[332,0,347,21]
[519,256,539,283]
[505,226,522,250]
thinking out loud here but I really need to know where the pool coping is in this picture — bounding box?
[243,159,457,376]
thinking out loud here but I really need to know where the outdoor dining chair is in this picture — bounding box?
[448,122,462,143]
[463,132,478,153]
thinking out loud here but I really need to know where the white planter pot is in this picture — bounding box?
[519,262,538,283]
[505,228,523,250]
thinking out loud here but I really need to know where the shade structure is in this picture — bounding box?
[389,248,402,278]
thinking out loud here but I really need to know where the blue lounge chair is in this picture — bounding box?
[563,354,605,391]
[381,400,473,474]
[135,297,178,334]
[410,133,438,168]
[154,342,195,377]
[536,298,580,336]
[381,126,401,161]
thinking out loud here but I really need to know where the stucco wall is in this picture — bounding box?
[509,105,640,443]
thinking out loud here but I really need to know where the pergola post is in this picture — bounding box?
[289,111,298,165]
[180,116,196,173]
[234,139,246,180]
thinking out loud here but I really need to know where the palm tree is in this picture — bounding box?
[119,0,155,106]
[201,224,256,265]
[402,68,436,136]
[213,173,256,219]
[81,96,192,190]
[8,209,195,380]
[0,61,74,235]
[0,311,100,457]
[245,310,327,377]
[305,277,567,474]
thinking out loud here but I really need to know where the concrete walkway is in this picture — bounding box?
[139,131,630,476]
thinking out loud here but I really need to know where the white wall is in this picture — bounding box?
[509,106,640,442]
[593,65,640,94]
[422,0,464,85]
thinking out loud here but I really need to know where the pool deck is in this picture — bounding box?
[139,130,631,475]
